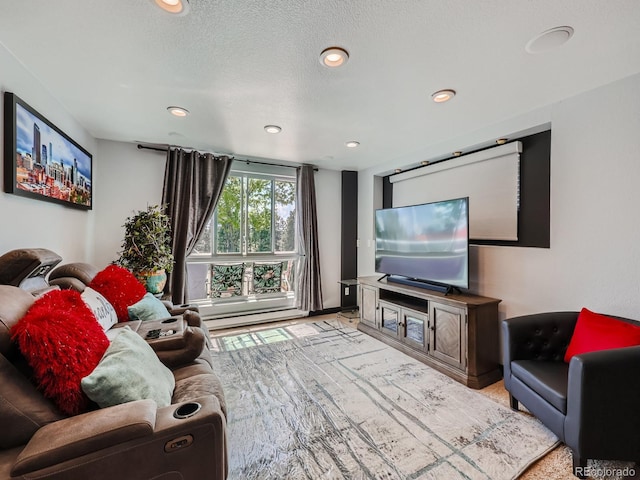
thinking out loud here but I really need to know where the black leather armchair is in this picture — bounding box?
[502,312,640,478]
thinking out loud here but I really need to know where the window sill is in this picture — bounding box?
[196,292,296,319]
[205,308,307,331]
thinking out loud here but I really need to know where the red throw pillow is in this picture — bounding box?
[11,289,109,415]
[89,265,146,322]
[564,308,640,362]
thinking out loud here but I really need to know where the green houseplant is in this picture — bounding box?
[116,205,174,294]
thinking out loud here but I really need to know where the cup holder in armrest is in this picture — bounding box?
[162,317,178,324]
[174,402,201,419]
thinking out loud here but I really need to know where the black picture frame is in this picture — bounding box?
[3,92,92,210]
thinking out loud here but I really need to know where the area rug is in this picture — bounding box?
[210,320,559,480]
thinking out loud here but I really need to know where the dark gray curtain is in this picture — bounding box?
[295,164,323,312]
[162,148,232,304]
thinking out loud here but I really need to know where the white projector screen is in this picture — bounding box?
[390,142,521,241]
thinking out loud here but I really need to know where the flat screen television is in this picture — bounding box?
[375,197,469,292]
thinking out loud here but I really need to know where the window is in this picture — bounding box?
[188,164,298,310]
[192,173,296,256]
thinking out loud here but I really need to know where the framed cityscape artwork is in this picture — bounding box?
[3,92,92,210]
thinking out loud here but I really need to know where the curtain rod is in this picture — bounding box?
[137,144,317,171]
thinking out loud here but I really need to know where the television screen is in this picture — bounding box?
[375,197,469,289]
[3,92,92,210]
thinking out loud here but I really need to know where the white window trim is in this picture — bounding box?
[187,162,299,318]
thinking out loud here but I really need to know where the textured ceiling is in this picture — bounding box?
[1,0,640,171]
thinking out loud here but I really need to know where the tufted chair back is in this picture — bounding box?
[501,311,578,392]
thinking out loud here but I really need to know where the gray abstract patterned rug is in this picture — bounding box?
[210,320,559,480]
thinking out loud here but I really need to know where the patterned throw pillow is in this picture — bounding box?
[252,262,283,294]
[210,263,244,298]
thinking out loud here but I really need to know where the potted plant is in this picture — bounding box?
[116,205,174,294]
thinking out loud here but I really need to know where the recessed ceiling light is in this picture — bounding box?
[525,26,574,54]
[320,47,349,68]
[345,141,360,148]
[453,151,462,157]
[151,0,190,15]
[167,106,189,117]
[421,160,430,166]
[431,89,456,103]
[264,125,282,134]
[496,138,508,145]
[394,169,402,174]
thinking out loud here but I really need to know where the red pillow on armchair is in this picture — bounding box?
[564,308,640,362]
[89,265,147,322]
[11,289,109,415]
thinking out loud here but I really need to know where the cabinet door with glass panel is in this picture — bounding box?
[401,307,428,351]
[379,300,401,339]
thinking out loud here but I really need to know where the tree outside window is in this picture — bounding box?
[192,174,296,256]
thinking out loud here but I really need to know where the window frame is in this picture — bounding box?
[189,168,297,260]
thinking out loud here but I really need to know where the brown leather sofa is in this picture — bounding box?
[0,281,227,479]
[47,260,213,353]
[502,312,640,478]
[48,261,201,323]
[0,249,213,366]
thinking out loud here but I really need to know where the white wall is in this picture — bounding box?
[0,40,350,314]
[93,142,343,309]
[358,72,640,320]
[0,44,98,261]
[91,140,165,267]
[7,25,638,320]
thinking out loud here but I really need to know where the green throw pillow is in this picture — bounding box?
[81,327,175,408]
[211,263,244,298]
[127,293,171,321]
[252,262,283,294]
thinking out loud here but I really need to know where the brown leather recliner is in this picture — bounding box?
[0,284,228,480]
[0,249,62,295]
[48,261,200,318]
[48,261,213,351]
[0,250,213,359]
